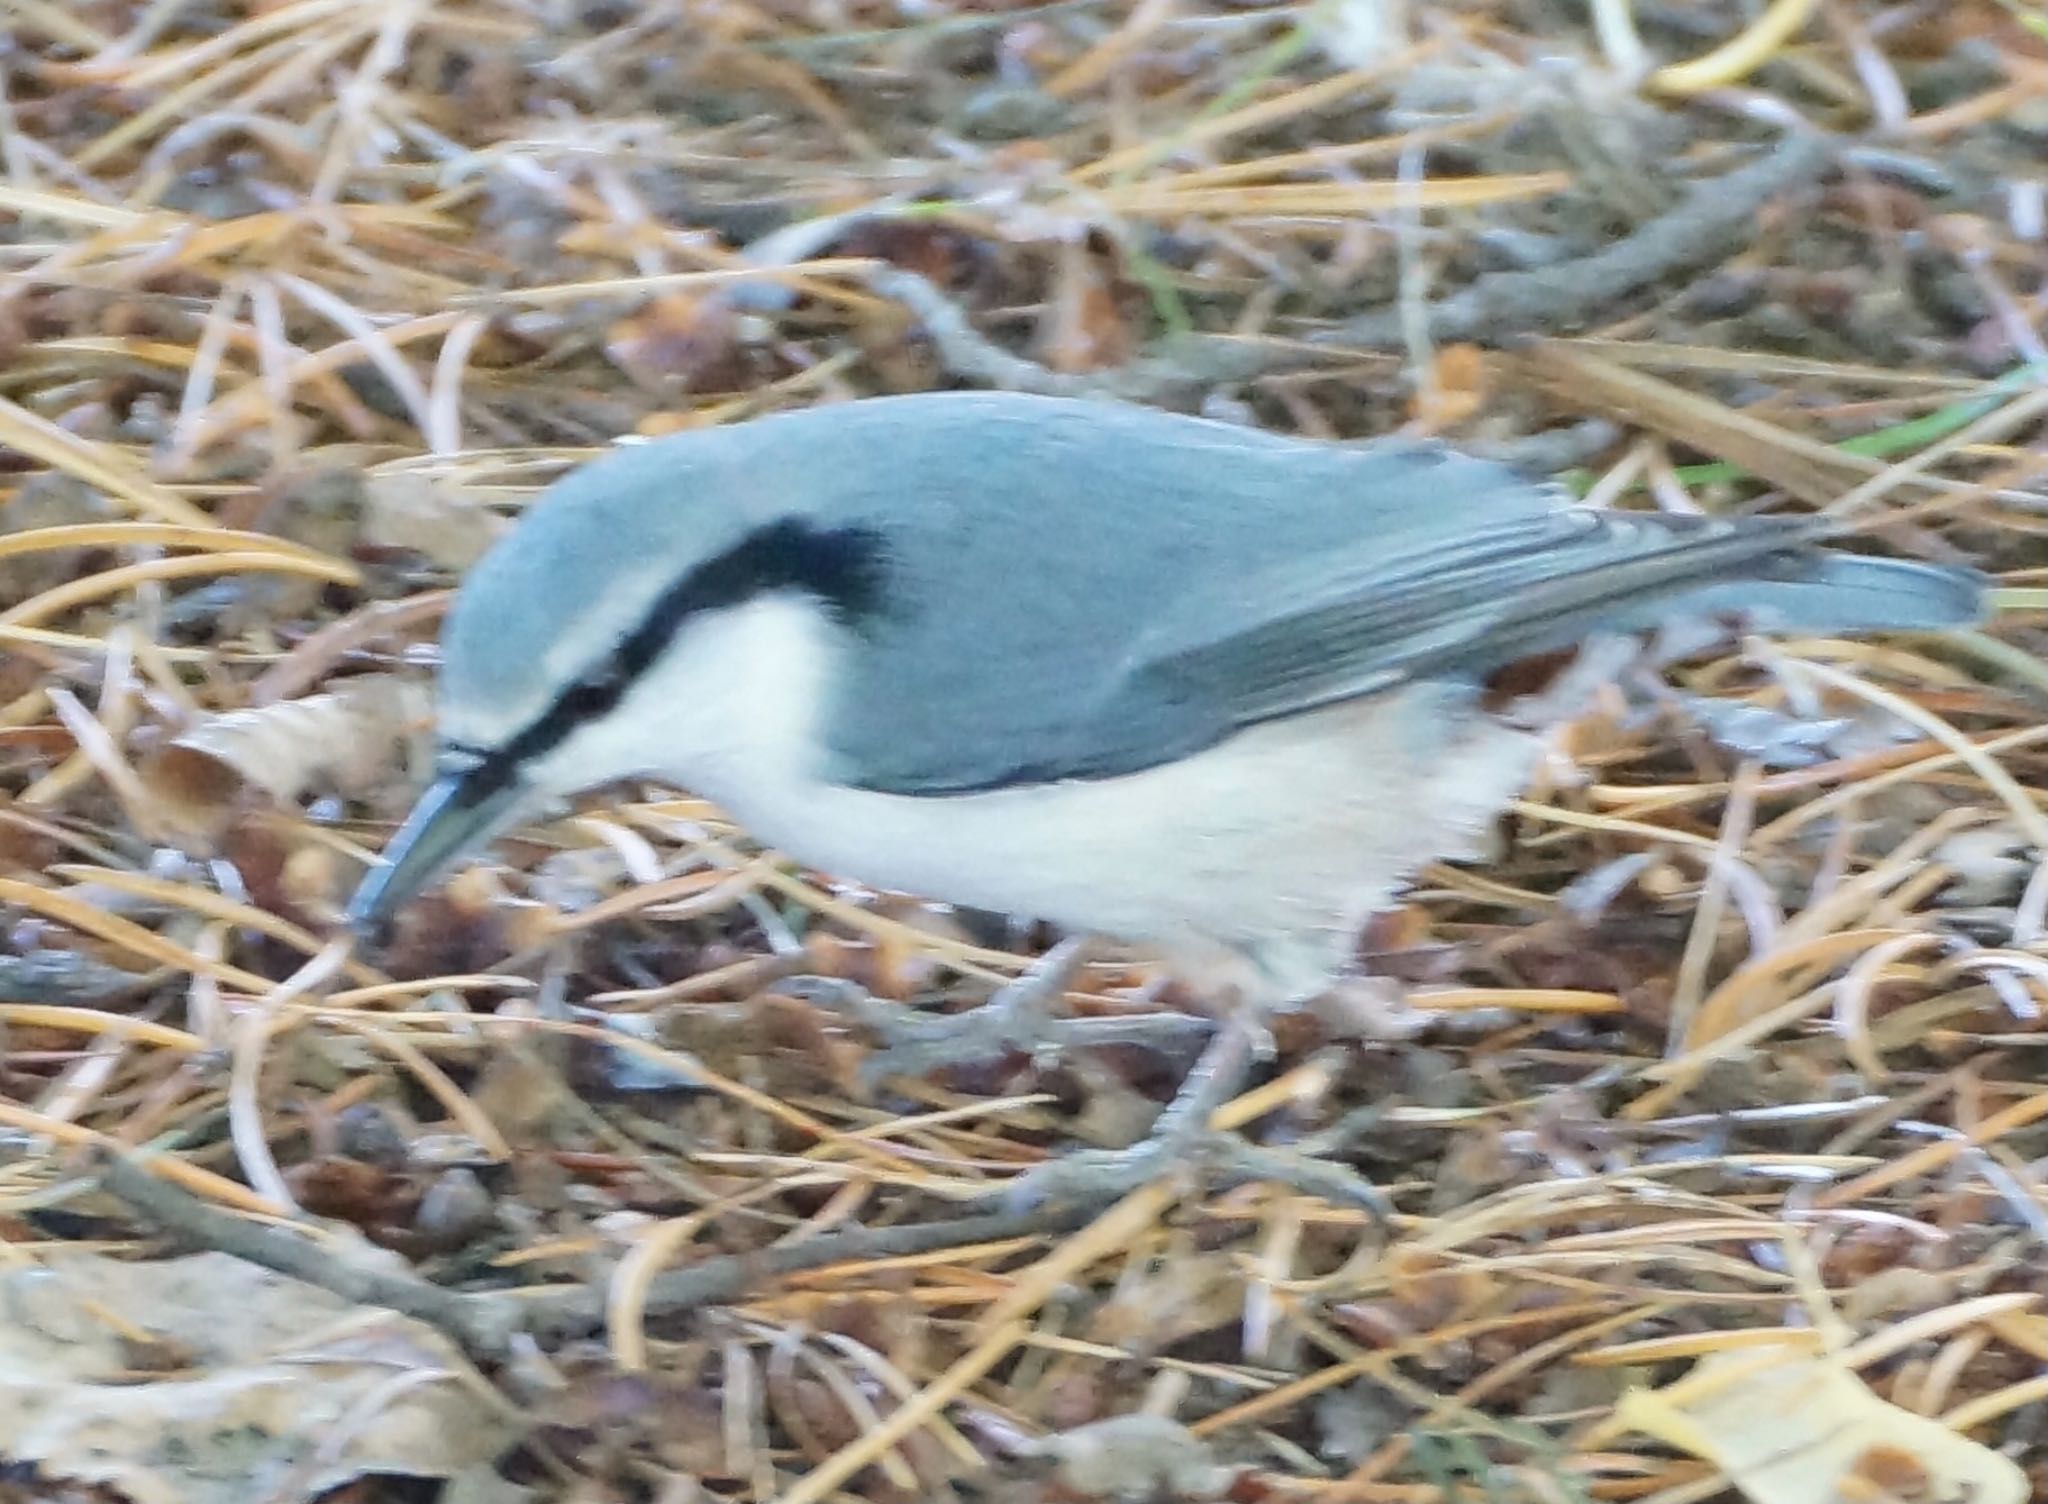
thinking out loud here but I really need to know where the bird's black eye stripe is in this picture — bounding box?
[475,519,889,774]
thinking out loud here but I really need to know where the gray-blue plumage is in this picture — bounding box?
[440,391,1988,798]
[342,390,2002,1210]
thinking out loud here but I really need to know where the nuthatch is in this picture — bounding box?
[349,393,1987,1200]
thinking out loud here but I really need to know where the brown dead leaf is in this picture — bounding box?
[606,294,747,395]
[766,1368,864,1465]
[287,1153,418,1235]
[375,866,518,980]
[535,1362,729,1480]
[1408,342,1491,431]
[471,1039,584,1148]
[360,470,507,570]
[227,465,367,562]
[836,217,987,290]
[0,1251,518,1504]
[140,674,431,841]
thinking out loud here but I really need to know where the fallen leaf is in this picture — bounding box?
[605,294,746,395]
[361,470,507,570]
[1616,1341,2027,1504]
[0,1251,521,1504]
[1013,1414,1236,1502]
[141,674,432,840]
[1666,690,1918,771]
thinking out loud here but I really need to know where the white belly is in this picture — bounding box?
[753,688,1523,938]
[717,687,1539,1001]
[544,598,1542,1001]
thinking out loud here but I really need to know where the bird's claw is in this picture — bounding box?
[784,938,1212,1090]
[989,1127,1392,1224]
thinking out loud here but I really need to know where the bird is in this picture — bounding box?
[348,391,1988,1204]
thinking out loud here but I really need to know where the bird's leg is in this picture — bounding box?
[783,936,1214,1090]
[793,942,1388,1217]
[979,1010,1255,1211]
[988,1005,1391,1220]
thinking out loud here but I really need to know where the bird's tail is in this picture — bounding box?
[1417,528,1993,684]
[1641,548,1990,640]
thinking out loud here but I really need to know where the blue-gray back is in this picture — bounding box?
[444,392,1987,794]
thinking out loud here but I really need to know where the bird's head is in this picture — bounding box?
[345,423,889,934]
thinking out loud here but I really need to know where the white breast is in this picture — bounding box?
[544,597,1543,1003]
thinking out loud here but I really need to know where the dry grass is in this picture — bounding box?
[4,1,2048,1500]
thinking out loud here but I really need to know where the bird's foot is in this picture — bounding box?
[982,1015,1391,1222]
[990,1127,1390,1221]
[787,949,1384,1219]
[783,936,1214,1090]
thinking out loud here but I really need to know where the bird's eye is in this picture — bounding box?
[565,659,628,711]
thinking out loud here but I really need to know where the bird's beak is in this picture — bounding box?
[345,766,527,937]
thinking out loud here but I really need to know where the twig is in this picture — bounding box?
[515,1200,1106,1343]
[872,133,1836,404]
[96,1146,1109,1360]
[95,1147,496,1347]
[0,951,161,1004]
[1196,1133,1394,1213]
[846,991,1218,1086]
[1307,130,1835,351]
[864,264,1268,401]
[990,1124,1393,1216]
[798,972,1388,1215]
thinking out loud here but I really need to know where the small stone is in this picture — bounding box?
[414,1168,493,1243]
[955,83,1071,141]
[335,1103,409,1170]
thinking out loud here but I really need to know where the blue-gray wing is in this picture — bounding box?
[1118,510,1793,724]
[811,397,1984,795]
[1119,512,1986,731]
